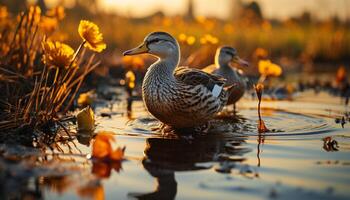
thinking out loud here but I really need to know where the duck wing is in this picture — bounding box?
[174,66,226,95]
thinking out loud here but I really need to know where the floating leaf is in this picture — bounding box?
[110,147,125,161]
[92,131,125,161]
[76,106,95,131]
[92,131,115,159]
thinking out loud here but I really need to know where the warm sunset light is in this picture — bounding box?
[41,0,350,20]
[0,0,349,200]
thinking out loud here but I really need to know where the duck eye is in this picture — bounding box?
[150,39,161,44]
[225,51,234,57]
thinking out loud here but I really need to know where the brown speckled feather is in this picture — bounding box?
[174,66,226,91]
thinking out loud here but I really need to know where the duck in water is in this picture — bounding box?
[203,46,249,112]
[123,32,236,133]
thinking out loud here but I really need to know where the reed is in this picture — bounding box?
[0,5,105,145]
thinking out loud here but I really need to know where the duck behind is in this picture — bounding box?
[203,46,249,110]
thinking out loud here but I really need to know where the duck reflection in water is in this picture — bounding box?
[129,130,250,200]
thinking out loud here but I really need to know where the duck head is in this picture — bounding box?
[123,32,179,59]
[215,46,249,68]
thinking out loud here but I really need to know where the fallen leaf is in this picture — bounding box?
[77,106,95,131]
[91,131,125,161]
[110,147,125,161]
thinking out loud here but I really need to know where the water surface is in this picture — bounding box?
[1,90,349,200]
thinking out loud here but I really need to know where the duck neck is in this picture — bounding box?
[215,58,232,72]
[148,50,180,80]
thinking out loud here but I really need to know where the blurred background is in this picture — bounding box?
[1,0,349,77]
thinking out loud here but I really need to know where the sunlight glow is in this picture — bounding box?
[43,0,349,20]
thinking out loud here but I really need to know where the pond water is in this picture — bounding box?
[1,89,350,200]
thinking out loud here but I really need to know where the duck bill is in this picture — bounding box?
[233,56,249,67]
[123,43,148,56]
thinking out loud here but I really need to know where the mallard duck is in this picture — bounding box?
[203,46,249,111]
[123,32,234,130]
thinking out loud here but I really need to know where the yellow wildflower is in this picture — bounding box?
[42,41,75,69]
[258,60,282,77]
[178,33,187,43]
[78,20,106,52]
[125,70,136,89]
[76,106,95,131]
[0,6,8,20]
[254,48,268,59]
[186,36,196,45]
[201,34,218,45]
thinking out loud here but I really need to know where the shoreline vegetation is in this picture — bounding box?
[0,5,105,148]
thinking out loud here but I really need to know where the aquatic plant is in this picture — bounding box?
[254,83,270,133]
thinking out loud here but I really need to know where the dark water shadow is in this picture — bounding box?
[128,132,250,200]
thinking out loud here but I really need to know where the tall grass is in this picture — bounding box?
[59,13,350,63]
[0,5,102,145]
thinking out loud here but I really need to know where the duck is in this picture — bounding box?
[123,32,235,131]
[203,46,249,111]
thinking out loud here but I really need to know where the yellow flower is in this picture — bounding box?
[178,33,187,43]
[46,6,65,21]
[201,34,218,45]
[42,41,75,69]
[254,48,268,59]
[76,106,95,131]
[78,20,106,52]
[258,60,282,77]
[125,70,136,89]
[0,6,8,20]
[186,36,196,45]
